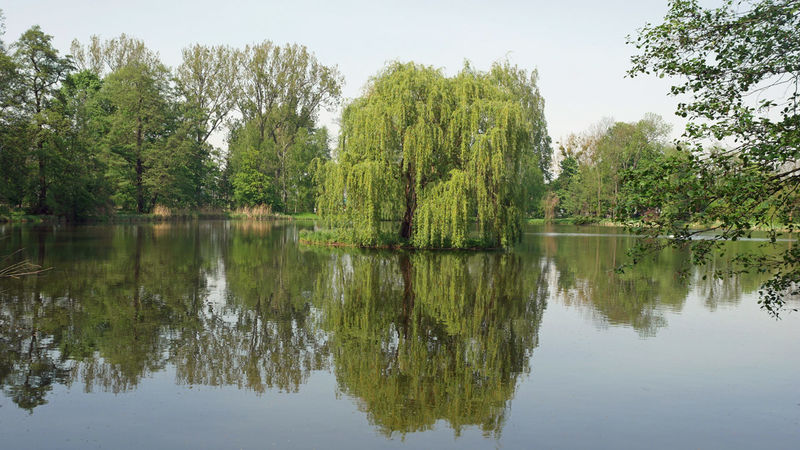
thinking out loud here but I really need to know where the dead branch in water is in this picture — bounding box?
[0,249,52,279]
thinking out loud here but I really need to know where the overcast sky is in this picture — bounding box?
[2,0,688,149]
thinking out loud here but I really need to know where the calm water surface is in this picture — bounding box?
[0,221,798,449]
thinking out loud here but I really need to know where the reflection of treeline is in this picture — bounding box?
[0,15,339,218]
[0,223,548,438]
[204,221,330,392]
[0,223,328,411]
[519,227,777,336]
[4,222,776,435]
[315,251,546,437]
[692,239,783,311]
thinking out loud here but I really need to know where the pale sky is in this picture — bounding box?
[2,0,688,152]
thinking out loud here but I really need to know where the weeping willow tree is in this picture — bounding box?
[316,61,548,248]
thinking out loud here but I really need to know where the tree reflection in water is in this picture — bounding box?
[315,251,546,437]
[0,222,777,436]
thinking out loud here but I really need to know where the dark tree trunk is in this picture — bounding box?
[34,138,48,214]
[135,120,145,214]
[399,173,416,240]
[136,157,144,213]
[400,206,413,239]
[35,154,47,214]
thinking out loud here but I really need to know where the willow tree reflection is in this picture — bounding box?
[314,251,546,437]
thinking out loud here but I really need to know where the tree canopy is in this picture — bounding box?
[550,114,672,221]
[627,0,800,315]
[316,61,550,248]
[0,19,341,218]
[227,41,342,213]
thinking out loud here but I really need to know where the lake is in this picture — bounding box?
[1,221,798,449]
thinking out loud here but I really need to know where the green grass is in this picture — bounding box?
[288,212,320,220]
[527,217,624,226]
[0,208,320,224]
[0,210,52,224]
[299,229,501,251]
[527,217,577,225]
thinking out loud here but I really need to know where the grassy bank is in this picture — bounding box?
[299,229,501,251]
[527,216,796,233]
[527,217,620,226]
[0,205,320,224]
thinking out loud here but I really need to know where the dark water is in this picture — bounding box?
[0,221,797,449]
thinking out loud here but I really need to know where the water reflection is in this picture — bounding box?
[521,225,780,336]
[0,222,780,436]
[316,251,545,437]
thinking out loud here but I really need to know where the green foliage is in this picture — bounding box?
[315,251,545,437]
[317,62,549,248]
[627,0,800,315]
[1,26,337,218]
[99,58,173,213]
[173,43,238,208]
[552,114,671,220]
[230,146,280,207]
[46,70,111,218]
[0,16,27,209]
[227,41,342,212]
[489,61,552,180]
[11,25,73,214]
[285,127,330,212]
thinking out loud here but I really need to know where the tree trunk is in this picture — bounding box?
[35,144,47,214]
[33,91,48,214]
[280,149,288,209]
[135,121,145,214]
[400,176,416,240]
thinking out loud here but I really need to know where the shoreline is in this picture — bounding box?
[298,238,503,252]
[0,211,321,225]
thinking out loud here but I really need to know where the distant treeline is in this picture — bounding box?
[1,12,677,223]
[0,14,340,219]
[544,114,675,223]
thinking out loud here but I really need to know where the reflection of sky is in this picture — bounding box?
[3,271,798,449]
[2,222,798,448]
[3,0,690,153]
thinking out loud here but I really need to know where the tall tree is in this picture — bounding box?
[0,9,16,111]
[0,10,26,208]
[45,70,110,218]
[627,0,800,314]
[12,26,72,213]
[230,41,342,210]
[553,115,670,220]
[317,62,548,248]
[173,44,238,207]
[99,51,173,213]
[176,44,238,147]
